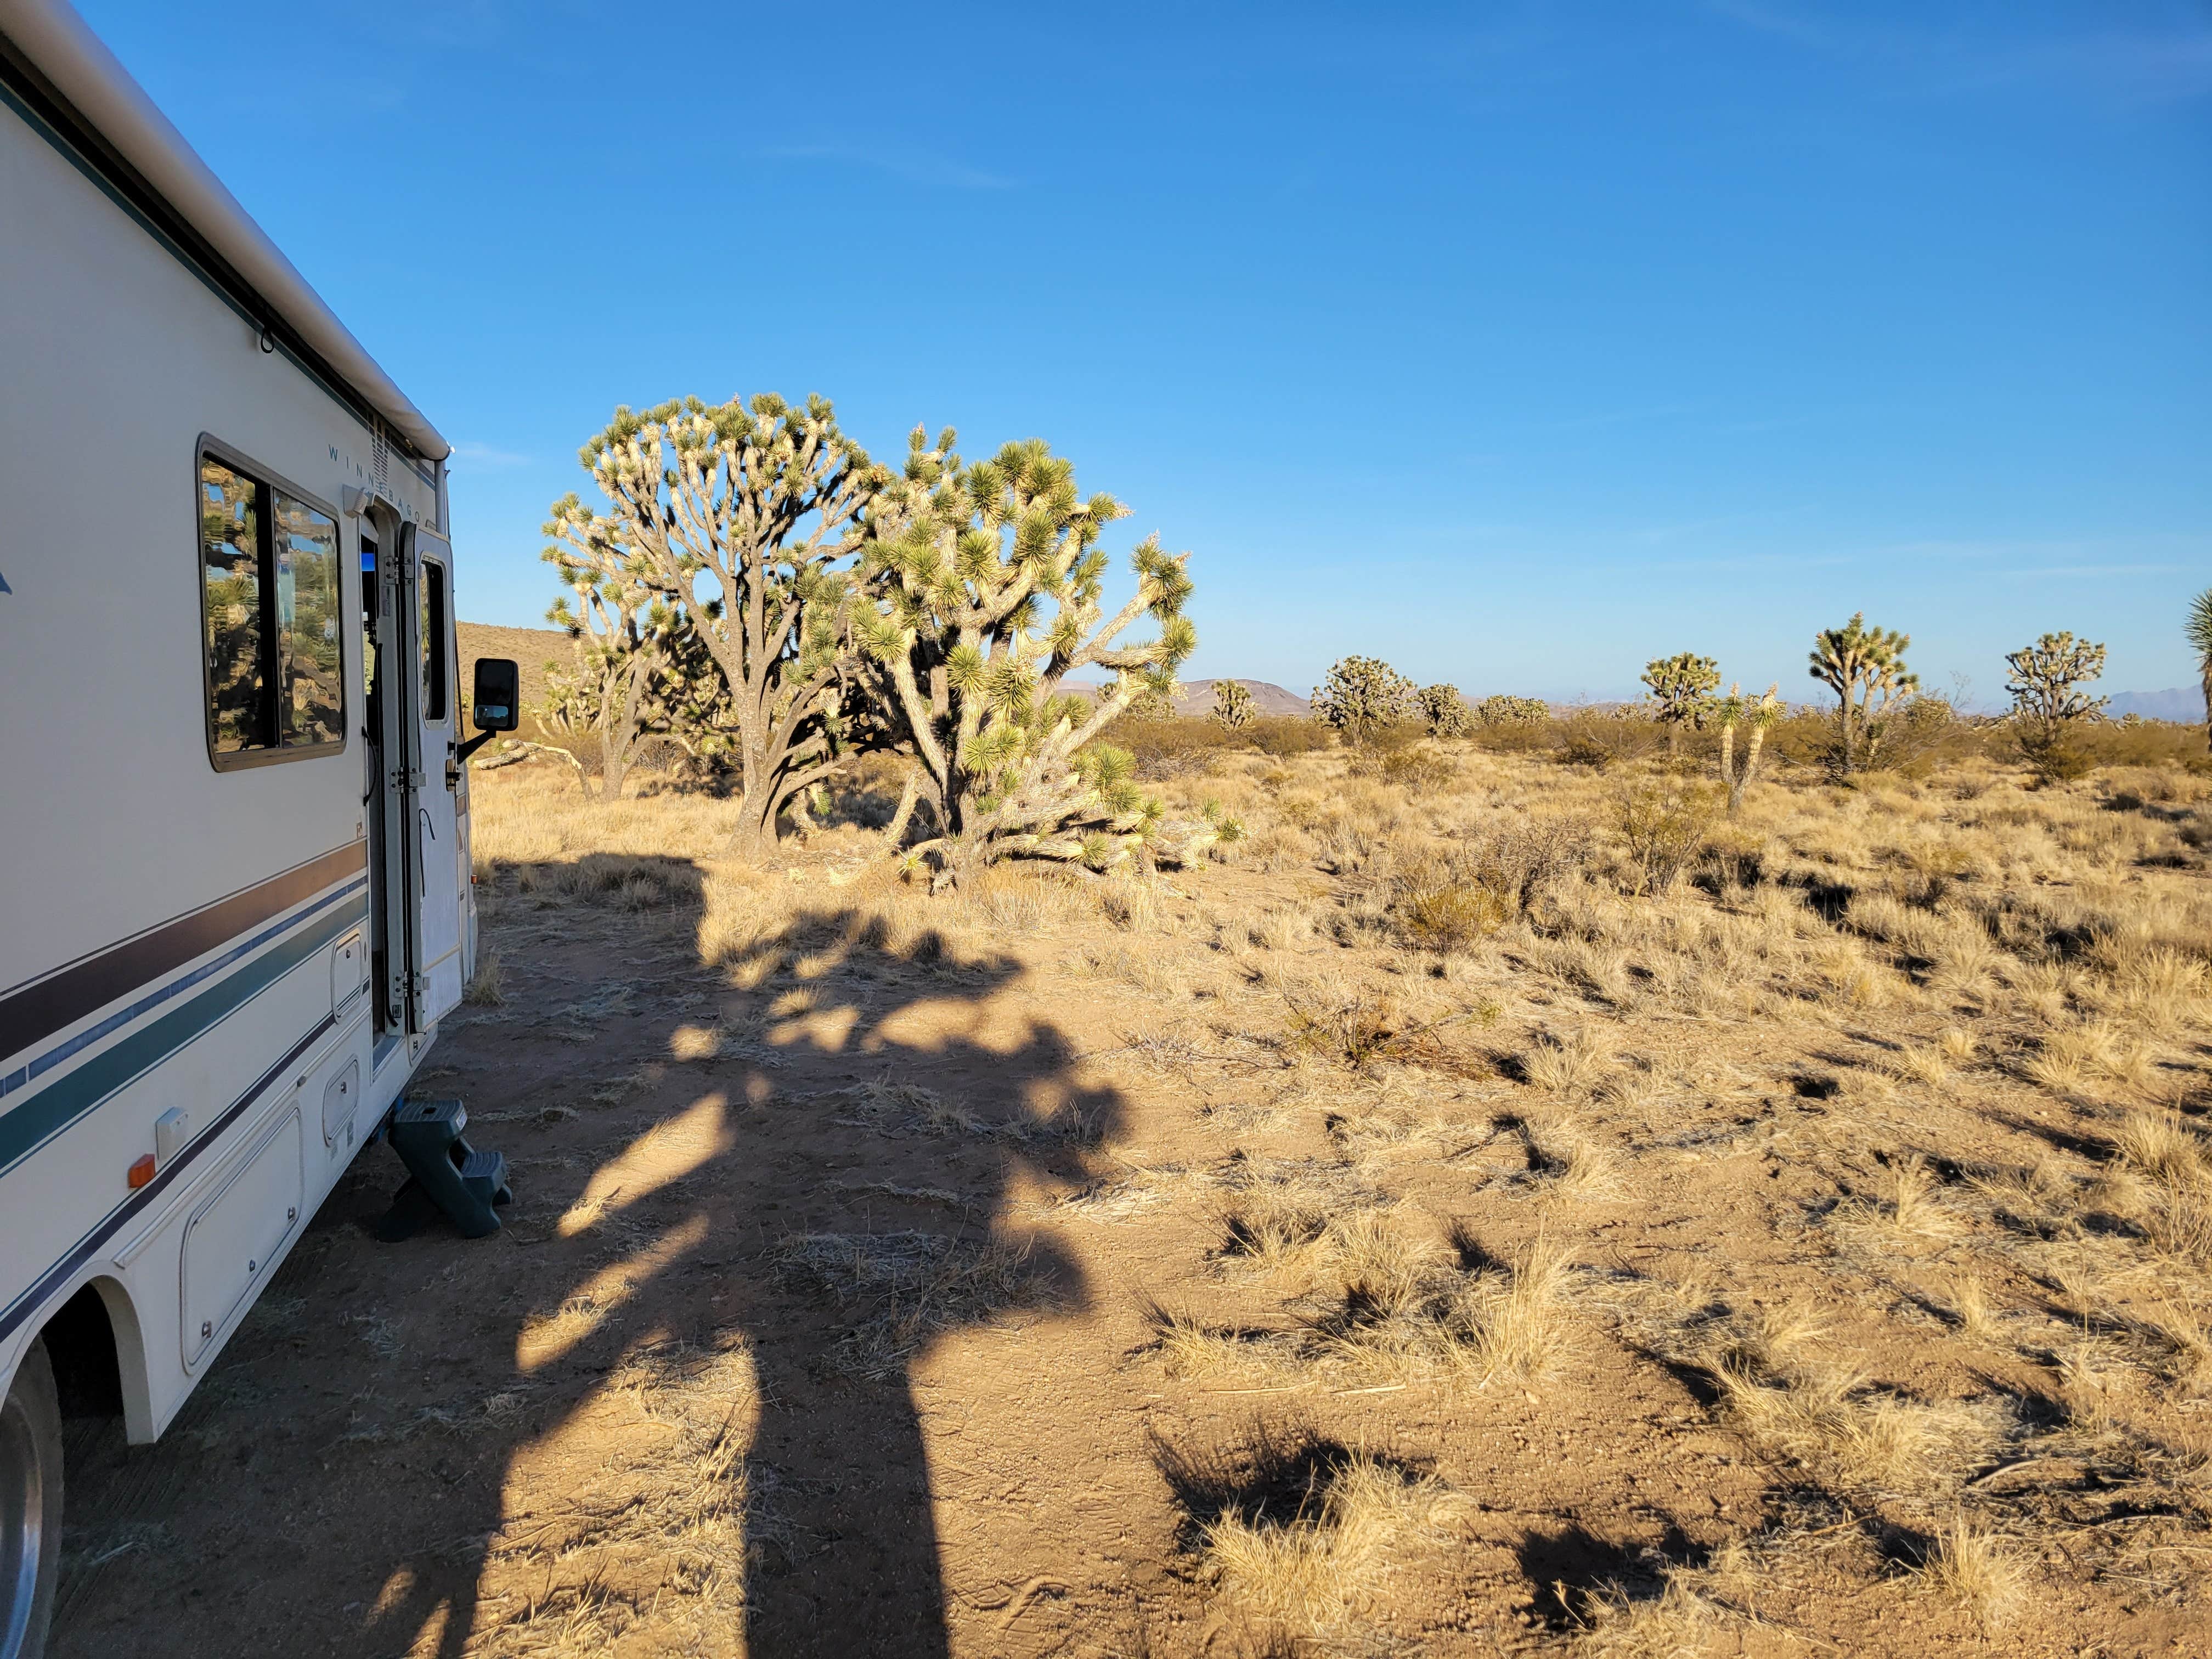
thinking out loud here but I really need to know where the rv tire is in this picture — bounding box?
[0,1340,60,1659]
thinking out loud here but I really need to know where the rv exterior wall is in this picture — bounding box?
[0,94,435,1437]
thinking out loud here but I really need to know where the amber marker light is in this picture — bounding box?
[127,1153,156,1189]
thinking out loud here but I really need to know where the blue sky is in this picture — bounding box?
[82,0,2212,702]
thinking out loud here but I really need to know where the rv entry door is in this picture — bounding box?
[399,523,466,1029]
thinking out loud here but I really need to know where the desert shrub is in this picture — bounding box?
[1389,816,1593,947]
[1555,706,1661,770]
[1395,874,1511,952]
[1248,715,1335,757]
[1112,716,1236,776]
[1347,744,1455,789]
[1615,778,1719,895]
[2012,721,2096,784]
[2072,720,2211,772]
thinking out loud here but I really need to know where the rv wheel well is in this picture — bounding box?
[40,1283,125,1418]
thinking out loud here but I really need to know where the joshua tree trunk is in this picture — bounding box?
[882,767,923,847]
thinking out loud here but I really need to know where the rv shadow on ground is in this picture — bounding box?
[52,853,1125,1658]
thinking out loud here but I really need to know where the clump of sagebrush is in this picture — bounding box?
[1615,777,1719,895]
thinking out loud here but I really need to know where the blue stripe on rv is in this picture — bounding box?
[0,877,368,1102]
[0,891,368,1180]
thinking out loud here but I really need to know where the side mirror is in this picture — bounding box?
[456,658,520,763]
[471,659,520,733]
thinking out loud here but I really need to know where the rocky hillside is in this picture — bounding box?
[456,622,568,739]
[1172,678,1307,718]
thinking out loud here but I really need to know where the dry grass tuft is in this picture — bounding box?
[1154,1422,1458,1640]
[462,947,505,1007]
[1912,1512,2024,1630]
[1299,1224,1571,1384]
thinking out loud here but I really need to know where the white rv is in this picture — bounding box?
[0,4,510,1651]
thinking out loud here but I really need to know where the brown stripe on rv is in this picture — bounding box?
[0,840,366,1062]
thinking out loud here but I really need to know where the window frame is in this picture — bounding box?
[194,435,349,773]
[418,551,449,725]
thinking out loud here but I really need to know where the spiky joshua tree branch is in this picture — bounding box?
[855,428,1198,885]
[2187,587,2212,754]
[545,393,887,853]
[1809,613,1917,776]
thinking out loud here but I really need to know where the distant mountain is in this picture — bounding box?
[1172,679,1308,718]
[2106,688,2204,723]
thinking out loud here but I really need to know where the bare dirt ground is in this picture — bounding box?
[49,740,2212,1657]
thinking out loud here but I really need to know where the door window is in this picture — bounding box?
[419,559,448,723]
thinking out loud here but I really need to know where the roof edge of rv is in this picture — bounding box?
[0,0,451,463]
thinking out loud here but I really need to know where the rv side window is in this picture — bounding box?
[197,447,345,766]
[419,558,448,722]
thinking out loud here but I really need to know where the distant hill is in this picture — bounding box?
[1172,679,1308,718]
[2106,688,2204,723]
[457,621,569,740]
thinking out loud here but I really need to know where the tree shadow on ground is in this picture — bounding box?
[52,852,1126,1658]
[1513,1517,1707,1631]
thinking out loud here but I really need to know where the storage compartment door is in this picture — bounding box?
[181,1110,303,1367]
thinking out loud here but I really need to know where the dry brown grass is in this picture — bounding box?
[439,733,2212,1656]
[1912,1511,2025,1630]
[1154,1421,1460,1644]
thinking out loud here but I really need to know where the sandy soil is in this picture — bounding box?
[47,751,2212,1658]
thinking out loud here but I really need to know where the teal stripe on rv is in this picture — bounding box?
[0,896,368,1180]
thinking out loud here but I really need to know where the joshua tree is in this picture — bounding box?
[1641,652,1720,758]
[2190,586,2212,753]
[1809,613,1917,775]
[1419,683,1469,738]
[1713,682,1780,817]
[1311,656,1415,746]
[855,428,1198,884]
[1212,680,1255,731]
[2006,631,2107,781]
[545,394,885,854]
[1475,695,1549,727]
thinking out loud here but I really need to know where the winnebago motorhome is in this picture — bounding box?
[0,4,515,1650]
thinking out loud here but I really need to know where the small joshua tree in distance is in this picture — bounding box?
[1809,613,1917,776]
[1212,679,1255,731]
[1641,652,1720,759]
[2189,586,2212,754]
[1311,656,1415,747]
[1713,682,1779,817]
[1476,695,1548,727]
[1419,684,1469,738]
[2006,630,2107,783]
